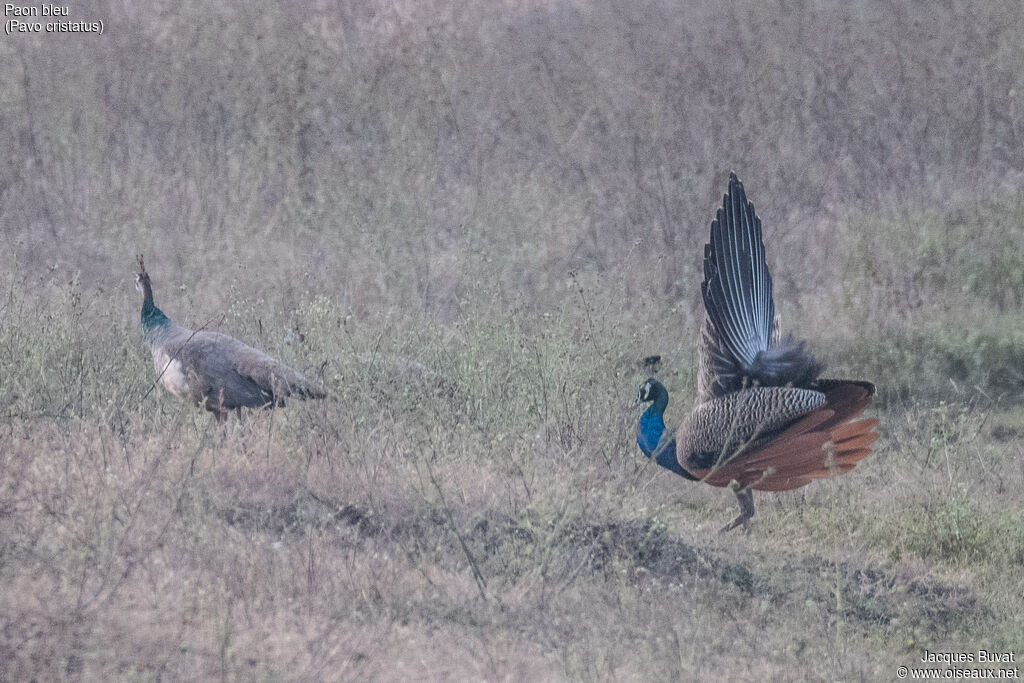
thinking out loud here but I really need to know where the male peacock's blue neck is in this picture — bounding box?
[637,383,697,480]
[637,398,667,455]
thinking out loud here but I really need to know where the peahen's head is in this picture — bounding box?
[134,272,149,297]
[135,254,151,296]
[136,254,169,329]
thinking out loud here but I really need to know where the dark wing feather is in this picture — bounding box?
[699,173,822,395]
[697,318,739,399]
[700,173,775,395]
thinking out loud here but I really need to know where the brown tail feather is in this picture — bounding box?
[834,447,874,466]
[832,416,879,442]
[687,380,878,491]
[812,381,874,431]
[833,430,878,453]
[804,445,874,480]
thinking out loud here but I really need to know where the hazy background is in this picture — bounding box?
[2,1,1023,679]
[5,1,1024,399]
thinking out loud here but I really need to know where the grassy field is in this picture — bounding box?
[2,1,1023,680]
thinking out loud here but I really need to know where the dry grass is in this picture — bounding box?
[2,0,1023,680]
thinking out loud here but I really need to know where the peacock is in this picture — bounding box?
[636,378,693,478]
[135,255,325,420]
[636,173,878,532]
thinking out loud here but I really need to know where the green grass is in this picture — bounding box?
[3,276,1022,679]
[870,494,1024,566]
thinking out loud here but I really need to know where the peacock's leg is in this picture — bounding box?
[719,482,755,533]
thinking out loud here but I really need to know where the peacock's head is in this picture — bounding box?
[637,377,660,404]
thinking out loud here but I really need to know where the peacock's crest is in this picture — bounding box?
[634,173,877,532]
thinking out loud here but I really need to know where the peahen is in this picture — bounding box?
[135,255,325,420]
[635,173,878,532]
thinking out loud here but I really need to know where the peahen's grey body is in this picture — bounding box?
[643,173,877,532]
[135,257,325,419]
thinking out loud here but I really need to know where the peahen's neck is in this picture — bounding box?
[140,280,170,332]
